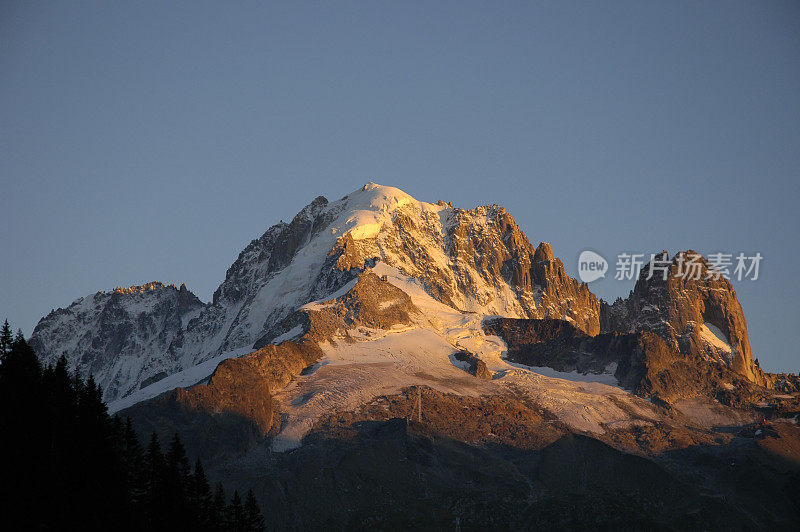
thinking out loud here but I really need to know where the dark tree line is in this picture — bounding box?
[0,320,265,531]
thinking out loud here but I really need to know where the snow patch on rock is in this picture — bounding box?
[700,322,731,353]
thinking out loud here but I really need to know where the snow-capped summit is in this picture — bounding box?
[30,183,599,401]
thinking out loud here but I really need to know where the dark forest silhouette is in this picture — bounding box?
[0,319,265,531]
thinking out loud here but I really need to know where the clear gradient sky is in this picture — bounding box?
[1,1,798,371]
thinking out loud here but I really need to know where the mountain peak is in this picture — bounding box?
[602,249,760,382]
[534,242,554,262]
[32,183,600,401]
[335,183,444,241]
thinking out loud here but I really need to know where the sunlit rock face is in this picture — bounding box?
[323,185,600,334]
[600,251,758,383]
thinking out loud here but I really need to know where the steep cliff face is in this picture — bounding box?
[601,251,759,383]
[326,187,600,334]
[29,282,204,400]
[530,242,600,335]
[174,194,356,363]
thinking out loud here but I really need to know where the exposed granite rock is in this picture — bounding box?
[531,243,600,335]
[601,251,759,383]
[484,318,623,376]
[485,317,777,408]
[442,208,600,334]
[452,351,493,380]
[321,197,601,334]
[325,271,420,331]
[763,371,800,393]
[123,338,322,461]
[197,194,348,355]
[533,241,554,262]
[254,271,420,349]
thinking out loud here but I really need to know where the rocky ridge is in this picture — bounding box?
[29,282,203,399]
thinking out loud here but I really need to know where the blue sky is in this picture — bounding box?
[1,1,798,371]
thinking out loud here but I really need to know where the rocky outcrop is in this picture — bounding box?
[485,317,774,407]
[254,271,421,349]
[485,318,622,376]
[319,271,420,332]
[601,251,760,383]
[530,243,600,335]
[183,193,355,358]
[330,197,600,334]
[436,206,601,334]
[451,351,493,380]
[762,371,800,393]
